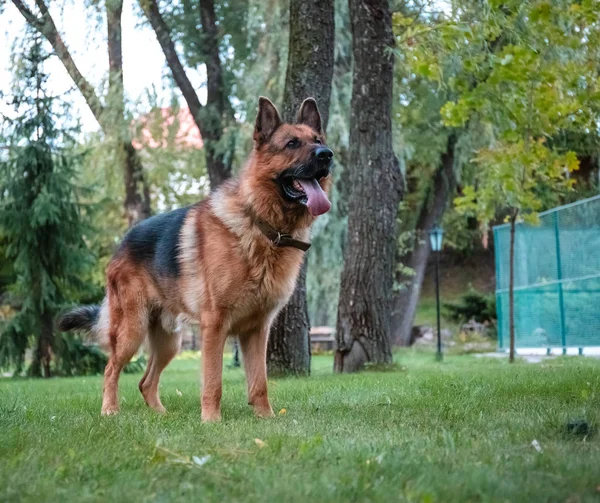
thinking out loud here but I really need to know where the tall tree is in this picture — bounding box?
[389,3,514,345]
[0,32,94,376]
[444,0,597,361]
[305,0,352,329]
[334,0,402,372]
[392,134,456,345]
[266,0,335,376]
[139,0,234,189]
[11,0,151,226]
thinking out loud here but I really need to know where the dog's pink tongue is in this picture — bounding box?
[298,178,331,216]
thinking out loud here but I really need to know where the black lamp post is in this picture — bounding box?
[428,225,444,362]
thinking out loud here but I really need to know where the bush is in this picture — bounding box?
[444,289,496,325]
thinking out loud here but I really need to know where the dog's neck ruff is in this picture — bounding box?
[249,212,311,252]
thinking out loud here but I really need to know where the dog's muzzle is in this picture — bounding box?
[277,148,333,217]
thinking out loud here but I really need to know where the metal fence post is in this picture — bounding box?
[493,227,504,350]
[554,212,567,354]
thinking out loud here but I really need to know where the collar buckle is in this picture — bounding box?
[246,209,311,252]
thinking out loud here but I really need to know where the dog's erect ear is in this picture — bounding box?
[254,97,282,144]
[296,98,322,134]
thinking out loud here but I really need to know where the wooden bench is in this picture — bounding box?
[310,326,335,351]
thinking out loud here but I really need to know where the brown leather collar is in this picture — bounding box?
[252,214,311,252]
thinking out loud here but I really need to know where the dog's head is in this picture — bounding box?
[244,97,333,221]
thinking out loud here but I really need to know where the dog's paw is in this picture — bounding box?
[150,404,167,414]
[101,407,119,416]
[253,405,275,418]
[201,411,222,423]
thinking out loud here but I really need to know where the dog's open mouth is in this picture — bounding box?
[282,175,331,217]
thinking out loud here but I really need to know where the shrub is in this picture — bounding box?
[444,289,496,325]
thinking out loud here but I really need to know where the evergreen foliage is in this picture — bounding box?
[444,289,496,325]
[0,31,96,376]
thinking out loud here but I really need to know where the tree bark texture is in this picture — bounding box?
[29,310,54,378]
[198,0,233,188]
[139,0,233,189]
[13,0,151,226]
[123,142,152,225]
[334,0,402,373]
[391,134,456,345]
[107,0,151,225]
[267,262,311,375]
[266,0,335,376]
[107,0,124,114]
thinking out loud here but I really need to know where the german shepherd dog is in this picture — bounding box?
[58,97,333,422]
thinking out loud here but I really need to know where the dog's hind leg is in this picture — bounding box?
[137,353,154,400]
[139,314,181,413]
[101,290,148,416]
[239,326,274,418]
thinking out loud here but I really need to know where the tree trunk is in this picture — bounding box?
[198,0,234,188]
[267,262,311,375]
[334,0,402,373]
[267,0,335,376]
[391,134,456,345]
[107,0,151,225]
[139,0,234,190]
[30,310,54,378]
[509,212,517,363]
[123,142,152,225]
[107,0,124,117]
[14,0,151,227]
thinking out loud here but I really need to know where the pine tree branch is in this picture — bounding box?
[12,0,106,126]
[138,0,203,124]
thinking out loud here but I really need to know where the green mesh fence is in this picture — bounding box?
[493,195,600,351]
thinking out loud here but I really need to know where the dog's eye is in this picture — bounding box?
[314,137,322,145]
[286,138,301,149]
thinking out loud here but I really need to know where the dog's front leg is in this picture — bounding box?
[240,326,274,418]
[200,312,227,422]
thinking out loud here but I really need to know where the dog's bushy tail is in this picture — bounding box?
[57,305,100,332]
[56,300,110,350]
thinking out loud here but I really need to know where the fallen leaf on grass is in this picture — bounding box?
[278,408,287,415]
[152,445,210,468]
[192,455,211,466]
[176,389,183,397]
[149,444,229,479]
[254,438,267,448]
[531,439,543,453]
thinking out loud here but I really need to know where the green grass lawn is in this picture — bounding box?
[1,351,599,502]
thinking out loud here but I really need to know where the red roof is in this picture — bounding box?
[132,107,203,150]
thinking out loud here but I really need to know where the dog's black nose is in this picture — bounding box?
[315,147,333,161]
